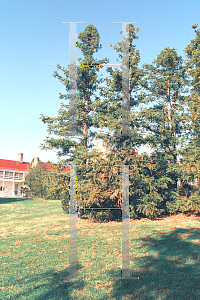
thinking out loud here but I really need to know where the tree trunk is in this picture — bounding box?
[167,80,172,151]
[83,98,88,164]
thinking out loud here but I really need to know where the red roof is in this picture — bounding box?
[0,159,70,173]
[0,159,30,172]
[44,162,70,172]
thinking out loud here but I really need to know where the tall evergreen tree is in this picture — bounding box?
[39,23,145,220]
[91,23,144,155]
[91,30,192,219]
[139,47,189,162]
[182,23,200,185]
[76,23,146,220]
[40,24,109,166]
[39,23,200,220]
[128,47,192,215]
[173,23,200,214]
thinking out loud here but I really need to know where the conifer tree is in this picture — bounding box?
[76,23,147,220]
[40,23,146,220]
[176,23,200,214]
[91,23,144,155]
[182,23,200,185]
[140,47,189,161]
[39,23,200,220]
[39,24,114,218]
[89,28,190,219]
[40,24,109,166]
[132,47,191,215]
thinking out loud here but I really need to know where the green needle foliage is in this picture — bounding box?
[183,23,200,180]
[74,23,147,221]
[38,23,200,221]
[39,24,109,166]
[133,45,197,216]
[176,23,200,213]
[92,23,143,145]
[43,164,70,203]
[89,25,188,220]
[140,46,189,159]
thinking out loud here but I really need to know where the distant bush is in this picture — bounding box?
[187,189,200,213]
[24,161,47,198]
[165,187,200,215]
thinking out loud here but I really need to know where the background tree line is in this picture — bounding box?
[24,23,200,221]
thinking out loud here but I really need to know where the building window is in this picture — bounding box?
[15,184,18,195]
[5,171,14,179]
[14,173,23,180]
[0,171,3,179]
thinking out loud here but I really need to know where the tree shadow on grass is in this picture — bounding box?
[0,197,33,204]
[104,226,200,300]
[2,264,86,300]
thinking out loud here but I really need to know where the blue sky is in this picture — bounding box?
[1,0,200,164]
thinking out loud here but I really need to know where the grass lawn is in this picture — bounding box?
[0,197,200,299]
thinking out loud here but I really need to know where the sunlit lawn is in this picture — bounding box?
[1,197,200,299]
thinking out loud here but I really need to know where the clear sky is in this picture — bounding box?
[1,0,200,164]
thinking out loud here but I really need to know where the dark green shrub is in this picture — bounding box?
[165,187,200,215]
[136,200,165,220]
[80,209,120,223]
[129,205,139,219]
[180,189,200,213]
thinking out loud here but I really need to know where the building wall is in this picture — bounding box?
[0,181,12,197]
[0,180,24,197]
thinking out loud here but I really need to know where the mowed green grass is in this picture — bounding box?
[1,197,200,300]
